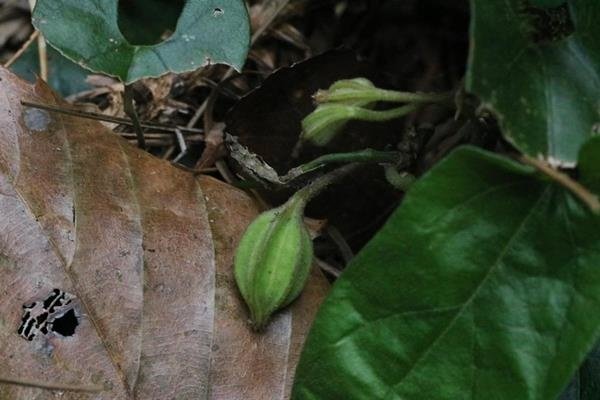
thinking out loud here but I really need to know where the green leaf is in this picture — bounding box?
[467,0,600,166]
[32,0,250,84]
[292,147,600,399]
[578,136,600,193]
[10,42,91,96]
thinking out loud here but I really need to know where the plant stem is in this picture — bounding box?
[351,103,421,122]
[384,166,416,191]
[520,155,600,214]
[282,149,407,182]
[28,0,47,81]
[4,30,39,68]
[317,88,451,105]
[299,149,403,173]
[123,85,145,148]
[21,101,204,135]
[296,163,361,205]
[0,376,104,393]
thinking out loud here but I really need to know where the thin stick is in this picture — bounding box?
[0,376,104,393]
[251,0,291,43]
[327,225,354,264]
[4,30,40,68]
[315,257,341,278]
[37,32,48,81]
[21,101,204,135]
[123,85,145,148]
[28,0,47,81]
[520,155,600,214]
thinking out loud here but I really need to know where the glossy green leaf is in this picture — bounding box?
[10,42,91,96]
[292,147,600,399]
[467,0,600,166]
[32,0,250,83]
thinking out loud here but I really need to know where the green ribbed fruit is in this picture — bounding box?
[234,196,313,330]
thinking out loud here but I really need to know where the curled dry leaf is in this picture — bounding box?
[0,66,328,399]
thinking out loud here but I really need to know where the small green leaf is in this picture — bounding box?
[467,0,600,166]
[10,42,91,96]
[32,0,250,83]
[293,147,600,399]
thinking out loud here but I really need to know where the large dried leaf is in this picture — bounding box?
[0,66,328,399]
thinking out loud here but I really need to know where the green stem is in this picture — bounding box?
[295,163,361,206]
[282,149,407,182]
[123,85,146,149]
[384,165,416,191]
[317,88,451,104]
[350,103,421,122]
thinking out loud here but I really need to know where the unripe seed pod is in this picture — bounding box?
[234,196,313,330]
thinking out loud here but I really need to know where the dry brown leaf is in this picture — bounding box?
[0,66,328,399]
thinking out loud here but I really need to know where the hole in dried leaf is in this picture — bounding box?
[17,289,77,341]
[50,309,78,337]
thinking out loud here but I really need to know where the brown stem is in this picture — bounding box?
[123,85,145,148]
[20,101,204,135]
[4,30,40,68]
[0,376,104,393]
[520,155,600,214]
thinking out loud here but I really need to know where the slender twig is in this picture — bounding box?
[172,129,188,163]
[315,257,342,278]
[37,31,48,81]
[520,155,600,214]
[326,225,354,264]
[123,85,145,148]
[251,0,291,43]
[4,30,40,68]
[28,0,47,81]
[20,101,204,135]
[0,376,104,393]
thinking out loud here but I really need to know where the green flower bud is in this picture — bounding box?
[300,78,377,147]
[234,196,313,330]
[313,78,376,104]
[300,103,361,147]
[300,77,449,147]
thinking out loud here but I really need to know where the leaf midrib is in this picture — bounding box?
[382,187,550,399]
[9,89,134,395]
